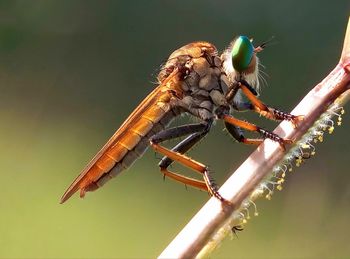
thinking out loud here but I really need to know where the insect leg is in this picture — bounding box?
[224,122,264,145]
[159,132,209,190]
[218,112,292,149]
[150,122,226,201]
[159,123,210,168]
[152,123,209,191]
[150,122,209,144]
[237,80,303,127]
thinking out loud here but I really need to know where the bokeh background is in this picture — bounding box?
[0,1,349,258]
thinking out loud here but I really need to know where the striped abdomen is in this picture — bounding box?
[60,88,179,203]
[92,109,176,189]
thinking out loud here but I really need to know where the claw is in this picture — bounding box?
[283,138,294,145]
[272,109,304,128]
[258,128,295,151]
[290,115,304,129]
[278,140,287,151]
[279,138,294,151]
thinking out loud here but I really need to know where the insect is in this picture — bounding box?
[60,35,302,203]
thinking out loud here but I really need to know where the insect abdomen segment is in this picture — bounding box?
[81,104,176,194]
[60,91,179,203]
[93,111,177,190]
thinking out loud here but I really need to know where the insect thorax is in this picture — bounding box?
[159,42,230,121]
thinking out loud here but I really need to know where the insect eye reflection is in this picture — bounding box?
[231,35,255,73]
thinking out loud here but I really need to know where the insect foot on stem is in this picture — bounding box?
[258,128,292,150]
[203,168,230,204]
[271,108,304,128]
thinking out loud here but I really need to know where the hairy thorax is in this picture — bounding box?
[158,42,230,121]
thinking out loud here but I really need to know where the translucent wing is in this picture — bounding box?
[60,69,181,203]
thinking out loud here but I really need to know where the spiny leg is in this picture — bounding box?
[225,122,264,146]
[237,80,303,127]
[159,132,209,191]
[150,141,224,201]
[159,126,209,169]
[216,109,291,149]
[225,119,310,159]
[150,121,226,201]
[160,167,208,192]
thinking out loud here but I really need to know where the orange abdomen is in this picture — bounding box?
[60,93,179,203]
[81,103,175,192]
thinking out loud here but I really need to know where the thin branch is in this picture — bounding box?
[159,17,350,259]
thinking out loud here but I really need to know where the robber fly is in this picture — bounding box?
[60,35,302,203]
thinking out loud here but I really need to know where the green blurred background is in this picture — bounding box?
[0,1,349,258]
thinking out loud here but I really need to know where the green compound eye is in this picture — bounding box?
[231,35,254,72]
